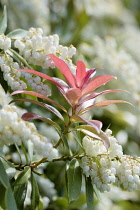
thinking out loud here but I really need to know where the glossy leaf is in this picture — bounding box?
[0,159,9,188]
[22,112,61,130]
[19,69,63,88]
[14,183,27,209]
[7,29,27,39]
[65,88,82,105]
[10,90,67,113]
[10,98,64,121]
[76,61,86,87]
[80,89,129,103]
[82,75,116,95]
[6,185,18,210]
[48,54,76,88]
[70,115,102,133]
[74,125,110,149]
[80,99,133,114]
[0,6,7,34]
[85,176,94,210]
[81,68,97,89]
[13,166,31,186]
[31,173,40,210]
[66,159,82,202]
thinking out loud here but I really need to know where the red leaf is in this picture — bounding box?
[76,61,87,87]
[80,89,129,103]
[9,98,64,121]
[19,69,63,88]
[10,90,67,112]
[81,68,96,89]
[65,88,82,106]
[48,54,76,88]
[22,113,61,130]
[82,75,116,95]
[79,100,133,114]
[70,115,102,133]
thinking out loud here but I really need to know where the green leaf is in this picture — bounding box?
[66,158,82,202]
[6,185,18,210]
[7,29,27,39]
[72,131,83,149]
[0,69,8,93]
[21,142,29,164]
[85,176,94,210]
[27,140,34,162]
[61,134,72,156]
[14,183,27,209]
[0,183,6,209]
[0,6,7,34]
[0,159,9,188]
[13,166,31,186]
[31,173,40,210]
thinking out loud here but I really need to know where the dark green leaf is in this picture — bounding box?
[0,69,8,93]
[0,183,6,209]
[0,159,9,188]
[7,29,27,39]
[85,176,94,210]
[0,6,7,34]
[14,183,27,209]
[66,158,82,202]
[21,142,29,164]
[13,166,31,186]
[6,185,18,210]
[62,134,72,155]
[31,173,40,210]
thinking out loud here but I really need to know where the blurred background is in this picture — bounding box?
[0,0,140,209]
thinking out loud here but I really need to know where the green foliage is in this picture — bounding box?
[66,158,82,203]
[0,5,7,34]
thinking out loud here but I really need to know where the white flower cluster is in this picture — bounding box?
[92,36,140,104]
[0,104,58,160]
[81,129,140,192]
[0,34,11,51]
[0,54,27,90]
[36,176,57,198]
[74,0,135,24]
[14,27,76,72]
[7,0,50,34]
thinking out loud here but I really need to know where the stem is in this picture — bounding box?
[8,49,32,69]
[30,154,84,169]
[53,116,72,148]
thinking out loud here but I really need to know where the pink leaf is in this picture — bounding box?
[76,98,95,114]
[70,115,102,133]
[48,54,76,88]
[76,61,87,87]
[19,69,63,88]
[82,75,116,95]
[74,125,110,149]
[22,112,61,130]
[79,100,133,114]
[81,68,96,89]
[9,98,64,121]
[80,89,129,103]
[10,90,67,112]
[65,88,82,106]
